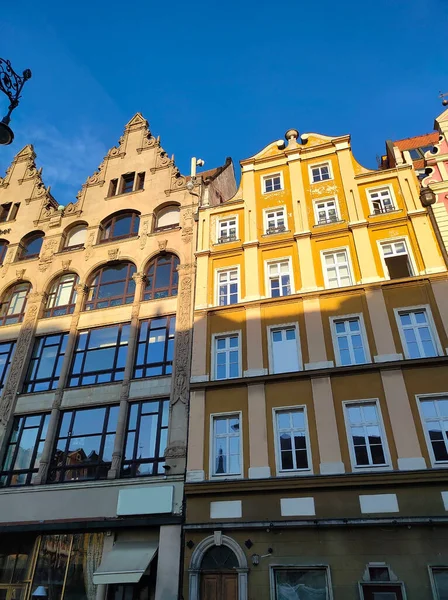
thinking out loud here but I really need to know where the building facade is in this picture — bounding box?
[184,128,448,599]
[0,113,234,600]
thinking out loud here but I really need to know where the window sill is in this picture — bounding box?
[368,209,402,218]
[310,178,333,185]
[148,226,181,237]
[97,235,139,246]
[57,245,85,254]
[351,464,392,473]
[262,189,284,195]
[276,469,313,477]
[213,239,241,246]
[313,219,344,227]
[262,230,291,238]
[16,256,39,263]
[105,188,145,200]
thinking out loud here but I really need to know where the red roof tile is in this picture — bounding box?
[394,132,439,151]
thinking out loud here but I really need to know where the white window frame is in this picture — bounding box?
[267,322,302,374]
[262,172,284,194]
[358,580,407,599]
[394,305,443,359]
[314,197,340,225]
[378,237,418,280]
[211,330,242,381]
[269,565,333,600]
[209,411,243,479]
[416,393,448,467]
[343,399,392,472]
[321,247,354,289]
[265,257,294,298]
[273,405,312,476]
[330,313,371,366]
[216,215,238,243]
[309,162,333,183]
[263,206,287,234]
[367,185,396,215]
[428,565,448,599]
[215,266,240,306]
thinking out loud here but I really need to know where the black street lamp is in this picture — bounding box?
[0,58,32,145]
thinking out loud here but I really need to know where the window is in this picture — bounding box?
[100,212,140,242]
[68,323,130,386]
[310,163,331,183]
[265,208,286,234]
[0,340,15,391]
[267,260,292,297]
[64,224,87,250]
[419,396,448,464]
[0,282,31,326]
[121,172,136,194]
[396,307,439,359]
[23,333,68,393]
[315,198,339,224]
[263,173,282,193]
[134,316,175,378]
[44,273,79,317]
[122,399,169,477]
[359,582,406,599]
[217,218,237,243]
[345,401,388,468]
[214,333,241,380]
[322,249,353,288]
[217,269,239,306]
[144,253,179,300]
[331,315,369,366]
[368,187,395,214]
[0,240,8,265]
[272,567,330,599]
[49,406,118,482]
[269,325,300,374]
[430,566,448,599]
[0,413,49,486]
[19,233,44,260]
[9,203,19,221]
[85,262,136,310]
[380,240,414,279]
[0,203,19,222]
[275,408,310,472]
[212,414,241,476]
[108,178,118,197]
[136,172,145,190]
[155,205,180,230]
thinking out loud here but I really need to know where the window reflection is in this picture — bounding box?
[0,282,32,326]
[134,316,175,378]
[144,254,179,301]
[0,340,15,392]
[100,213,140,242]
[20,233,44,260]
[23,334,68,393]
[45,274,79,318]
[86,263,136,310]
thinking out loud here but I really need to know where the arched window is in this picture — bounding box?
[64,224,87,250]
[86,262,136,310]
[144,254,179,301]
[201,546,239,570]
[44,273,79,317]
[0,282,32,325]
[155,205,180,231]
[20,232,44,260]
[100,212,140,242]
[0,240,9,266]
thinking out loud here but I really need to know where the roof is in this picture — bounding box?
[186,157,233,183]
[393,132,439,151]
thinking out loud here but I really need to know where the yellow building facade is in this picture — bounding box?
[184,129,448,599]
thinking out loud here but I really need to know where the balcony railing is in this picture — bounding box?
[217,235,237,244]
[266,225,286,235]
[372,204,395,215]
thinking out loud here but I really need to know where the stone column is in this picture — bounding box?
[34,283,89,484]
[155,525,182,600]
[0,291,46,444]
[107,272,145,479]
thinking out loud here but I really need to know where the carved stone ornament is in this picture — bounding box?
[62,259,72,271]
[132,272,146,285]
[84,232,95,261]
[38,239,58,272]
[16,269,25,280]
[170,272,193,407]
[75,283,88,295]
[108,248,119,261]
[140,220,149,249]
[164,443,187,459]
[158,239,168,252]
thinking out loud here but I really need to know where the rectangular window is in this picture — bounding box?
[108,179,118,197]
[134,316,175,378]
[218,218,237,243]
[0,203,11,222]
[267,260,292,297]
[23,333,68,393]
[311,163,331,183]
[430,566,448,599]
[9,203,20,221]
[136,172,145,190]
[263,174,282,193]
[265,208,286,234]
[275,408,309,472]
[332,315,369,366]
[315,198,339,224]
[217,269,239,306]
[212,414,241,476]
[0,341,15,392]
[214,334,240,380]
[122,399,169,477]
[419,396,448,464]
[49,406,118,482]
[381,240,413,279]
[120,173,135,194]
[68,324,130,387]
[0,413,49,487]
[397,308,438,359]
[323,250,353,288]
[345,401,387,468]
[368,187,395,214]
[273,567,330,599]
[269,326,300,374]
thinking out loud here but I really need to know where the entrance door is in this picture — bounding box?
[361,584,404,600]
[201,573,238,600]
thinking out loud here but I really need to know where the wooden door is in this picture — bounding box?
[201,572,238,600]
[361,584,404,600]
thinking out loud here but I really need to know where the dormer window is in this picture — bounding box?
[107,172,145,197]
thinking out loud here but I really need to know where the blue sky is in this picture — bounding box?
[1,0,447,205]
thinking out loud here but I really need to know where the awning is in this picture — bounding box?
[93,542,158,585]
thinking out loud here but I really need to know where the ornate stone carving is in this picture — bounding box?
[132,272,146,285]
[62,259,72,271]
[140,219,149,249]
[86,158,106,186]
[164,443,186,459]
[38,239,58,272]
[84,232,95,260]
[16,269,25,280]
[158,239,168,252]
[75,283,88,295]
[170,269,194,407]
[108,248,119,261]
[181,207,194,244]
